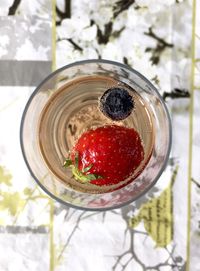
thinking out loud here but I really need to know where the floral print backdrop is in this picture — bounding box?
[0,0,199,270]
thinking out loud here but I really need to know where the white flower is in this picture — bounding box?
[112,13,126,32]
[56,40,81,68]
[80,25,97,42]
[57,16,90,40]
[82,47,99,59]
[170,58,191,89]
[91,6,113,29]
[72,15,90,29]
[0,0,13,15]
[127,6,149,29]
[15,39,49,60]
[171,2,192,55]
[0,47,7,58]
[56,0,65,12]
[137,0,175,10]
[128,50,157,80]
[0,35,9,47]
[101,42,123,62]
[57,19,77,40]
[18,0,50,19]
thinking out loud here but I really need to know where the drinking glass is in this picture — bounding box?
[20,59,171,210]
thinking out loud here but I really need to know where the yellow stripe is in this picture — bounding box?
[49,199,55,271]
[0,97,20,113]
[49,1,56,270]
[52,0,56,72]
[186,0,196,270]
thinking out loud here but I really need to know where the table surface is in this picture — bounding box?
[0,1,200,270]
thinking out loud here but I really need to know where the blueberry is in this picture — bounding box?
[100,87,134,121]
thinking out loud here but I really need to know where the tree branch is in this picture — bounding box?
[95,0,135,45]
[57,212,85,262]
[56,0,71,25]
[114,0,135,18]
[163,88,190,101]
[144,27,174,48]
[57,37,83,52]
[144,27,174,65]
[192,178,200,189]
[8,0,21,15]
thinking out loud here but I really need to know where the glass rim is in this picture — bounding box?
[20,59,172,211]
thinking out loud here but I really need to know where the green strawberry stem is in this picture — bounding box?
[63,158,72,167]
[63,154,102,184]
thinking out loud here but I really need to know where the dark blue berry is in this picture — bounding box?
[100,87,134,121]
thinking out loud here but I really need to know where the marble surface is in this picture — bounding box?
[0,0,199,270]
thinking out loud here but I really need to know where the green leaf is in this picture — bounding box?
[94,174,103,179]
[86,174,103,180]
[23,187,33,196]
[72,166,90,183]
[75,152,79,168]
[129,166,178,248]
[84,174,97,180]
[0,192,25,216]
[63,159,72,168]
[71,166,103,183]
[129,186,173,247]
[82,164,93,173]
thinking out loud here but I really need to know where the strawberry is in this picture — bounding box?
[63,125,144,186]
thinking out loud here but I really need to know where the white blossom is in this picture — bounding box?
[101,42,123,62]
[57,16,90,40]
[15,39,49,60]
[80,25,97,42]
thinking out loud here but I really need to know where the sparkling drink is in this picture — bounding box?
[20,60,171,210]
[38,75,154,194]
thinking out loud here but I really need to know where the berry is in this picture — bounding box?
[100,87,134,121]
[64,125,144,186]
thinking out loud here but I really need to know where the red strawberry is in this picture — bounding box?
[64,125,144,186]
